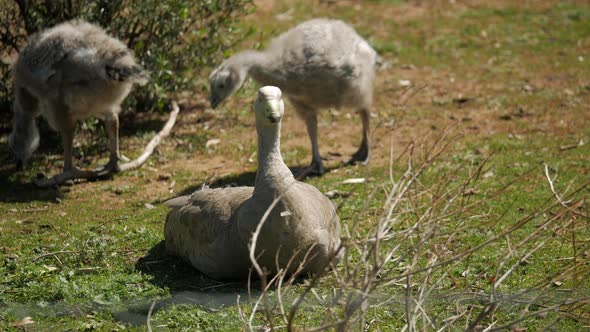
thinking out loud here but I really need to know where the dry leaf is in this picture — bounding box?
[11,316,34,327]
[205,138,221,149]
[44,266,58,272]
[398,79,412,87]
[342,178,366,184]
[248,151,257,163]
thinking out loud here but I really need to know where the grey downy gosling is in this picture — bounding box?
[9,19,147,186]
[209,18,380,175]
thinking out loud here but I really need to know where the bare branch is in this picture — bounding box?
[119,101,180,171]
[146,297,158,332]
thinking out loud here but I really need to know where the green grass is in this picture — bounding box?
[1,1,589,330]
[0,136,588,330]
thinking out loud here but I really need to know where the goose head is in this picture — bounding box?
[254,86,284,126]
[209,64,245,109]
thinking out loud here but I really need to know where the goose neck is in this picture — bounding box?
[244,52,281,86]
[254,122,294,190]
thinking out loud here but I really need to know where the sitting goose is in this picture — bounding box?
[164,86,341,280]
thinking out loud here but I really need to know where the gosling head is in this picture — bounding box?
[9,110,40,170]
[254,86,284,126]
[209,64,245,109]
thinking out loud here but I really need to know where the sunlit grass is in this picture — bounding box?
[1,1,589,330]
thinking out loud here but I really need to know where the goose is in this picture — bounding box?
[8,19,147,185]
[164,86,341,280]
[209,18,380,175]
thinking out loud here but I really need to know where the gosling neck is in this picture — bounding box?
[230,50,268,75]
[254,120,294,191]
[236,50,282,87]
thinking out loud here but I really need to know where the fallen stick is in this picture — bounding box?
[559,139,585,151]
[34,250,79,260]
[119,101,180,171]
[146,298,158,332]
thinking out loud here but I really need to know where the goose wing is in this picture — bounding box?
[293,181,339,229]
[164,187,254,254]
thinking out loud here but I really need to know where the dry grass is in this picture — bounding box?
[238,124,589,330]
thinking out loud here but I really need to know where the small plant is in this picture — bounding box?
[0,0,254,111]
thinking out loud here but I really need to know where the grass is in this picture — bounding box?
[1,0,589,330]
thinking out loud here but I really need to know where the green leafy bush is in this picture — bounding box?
[0,0,254,111]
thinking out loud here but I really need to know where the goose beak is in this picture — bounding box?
[267,113,280,123]
[264,99,281,123]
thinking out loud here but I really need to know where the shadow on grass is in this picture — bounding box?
[136,241,250,293]
[164,164,341,202]
[120,112,174,138]
[128,239,310,326]
[0,126,61,203]
[122,241,253,326]
[0,156,63,203]
[0,142,114,203]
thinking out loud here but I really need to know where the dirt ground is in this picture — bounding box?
[2,0,588,188]
[140,0,586,180]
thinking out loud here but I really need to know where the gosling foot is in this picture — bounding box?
[346,146,370,166]
[296,160,325,178]
[95,159,121,177]
[35,167,100,188]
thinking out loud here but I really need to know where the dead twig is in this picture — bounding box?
[18,206,49,212]
[34,250,78,260]
[147,297,158,332]
[119,101,180,171]
[544,163,572,208]
[559,139,585,151]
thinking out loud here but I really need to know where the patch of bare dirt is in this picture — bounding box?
[9,0,589,205]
